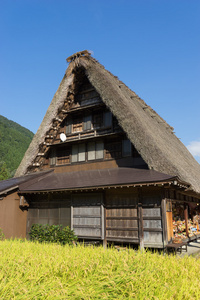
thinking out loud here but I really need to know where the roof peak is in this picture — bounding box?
[66,50,92,63]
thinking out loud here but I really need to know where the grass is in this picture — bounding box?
[0,240,200,299]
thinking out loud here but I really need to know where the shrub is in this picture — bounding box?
[0,227,5,241]
[29,224,77,245]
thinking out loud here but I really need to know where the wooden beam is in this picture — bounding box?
[184,203,189,237]
[71,206,73,230]
[106,227,138,231]
[138,203,144,251]
[106,216,138,220]
[161,198,168,246]
[102,204,107,249]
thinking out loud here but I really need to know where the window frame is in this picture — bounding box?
[122,139,132,157]
[72,143,86,163]
[87,140,104,161]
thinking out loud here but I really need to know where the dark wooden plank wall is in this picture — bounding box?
[26,187,165,247]
[105,188,163,246]
[105,189,139,243]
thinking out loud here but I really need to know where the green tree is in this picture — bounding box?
[0,115,34,178]
[0,161,10,180]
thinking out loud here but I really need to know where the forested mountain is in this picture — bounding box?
[0,115,34,180]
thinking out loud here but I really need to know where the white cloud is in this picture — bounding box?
[187,141,200,157]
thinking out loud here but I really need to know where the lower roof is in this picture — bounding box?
[19,168,180,193]
[0,170,52,196]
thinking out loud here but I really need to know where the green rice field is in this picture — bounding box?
[0,240,200,299]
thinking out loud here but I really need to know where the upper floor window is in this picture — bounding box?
[57,148,70,165]
[65,110,112,135]
[105,139,132,160]
[88,141,104,160]
[105,141,122,159]
[50,148,56,166]
[49,138,132,167]
[76,89,99,101]
[72,143,86,162]
[104,111,112,127]
[122,139,132,157]
[93,112,103,129]
[72,116,83,133]
[83,115,92,131]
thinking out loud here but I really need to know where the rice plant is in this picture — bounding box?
[0,240,199,299]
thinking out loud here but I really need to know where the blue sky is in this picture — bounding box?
[0,0,200,162]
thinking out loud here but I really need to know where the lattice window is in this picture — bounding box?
[50,148,56,166]
[105,142,121,159]
[83,115,92,131]
[66,117,72,135]
[72,144,86,162]
[72,116,83,132]
[122,139,132,157]
[88,141,104,160]
[57,148,70,165]
[104,111,112,127]
[93,112,103,129]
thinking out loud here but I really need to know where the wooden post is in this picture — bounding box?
[102,194,107,249]
[138,203,144,251]
[103,237,107,249]
[71,205,73,230]
[184,203,189,237]
[102,204,107,249]
[161,198,168,246]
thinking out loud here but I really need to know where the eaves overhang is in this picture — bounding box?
[18,168,190,195]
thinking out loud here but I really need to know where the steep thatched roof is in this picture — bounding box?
[15,50,200,193]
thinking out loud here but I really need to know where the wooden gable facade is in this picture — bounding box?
[1,50,200,248]
[29,76,146,174]
[24,75,155,247]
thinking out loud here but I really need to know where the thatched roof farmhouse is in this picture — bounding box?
[15,50,200,194]
[1,50,200,248]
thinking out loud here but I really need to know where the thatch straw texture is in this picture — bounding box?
[15,53,200,193]
[15,73,74,177]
